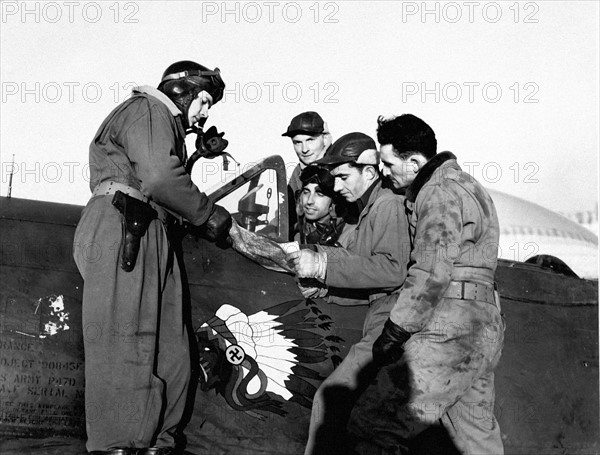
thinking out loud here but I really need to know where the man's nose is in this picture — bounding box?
[199,103,210,118]
[382,166,390,177]
[334,180,342,192]
[307,193,316,205]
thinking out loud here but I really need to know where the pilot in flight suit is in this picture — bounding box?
[73,61,231,455]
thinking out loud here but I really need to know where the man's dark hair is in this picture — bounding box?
[377,114,437,160]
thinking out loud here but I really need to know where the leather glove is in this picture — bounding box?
[303,287,328,299]
[373,319,412,367]
[200,205,232,243]
[288,249,327,280]
[297,278,328,299]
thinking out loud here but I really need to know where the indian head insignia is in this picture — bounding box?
[196,299,343,419]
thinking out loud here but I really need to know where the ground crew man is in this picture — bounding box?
[286,132,411,455]
[283,111,333,197]
[348,114,504,454]
[296,165,346,246]
[282,111,333,238]
[73,61,232,455]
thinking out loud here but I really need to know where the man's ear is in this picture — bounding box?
[364,164,378,180]
[411,154,428,172]
[323,132,333,149]
[328,202,336,216]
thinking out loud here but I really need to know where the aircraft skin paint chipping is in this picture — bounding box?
[38,295,70,338]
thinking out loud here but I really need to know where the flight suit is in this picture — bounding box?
[348,152,504,455]
[73,86,213,452]
[304,180,410,455]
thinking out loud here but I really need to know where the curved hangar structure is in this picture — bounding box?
[488,189,598,279]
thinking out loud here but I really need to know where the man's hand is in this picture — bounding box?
[297,278,328,299]
[287,249,327,280]
[373,319,411,367]
[201,205,232,242]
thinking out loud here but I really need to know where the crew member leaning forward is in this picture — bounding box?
[348,114,504,455]
[287,132,411,455]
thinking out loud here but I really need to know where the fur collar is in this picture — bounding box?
[405,151,457,202]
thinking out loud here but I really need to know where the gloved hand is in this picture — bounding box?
[287,248,327,280]
[201,205,232,243]
[373,319,412,367]
[297,278,328,299]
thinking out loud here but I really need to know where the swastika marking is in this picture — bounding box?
[225,344,245,365]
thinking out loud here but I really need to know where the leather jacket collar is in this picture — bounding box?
[406,152,456,202]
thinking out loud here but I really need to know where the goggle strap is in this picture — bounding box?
[161,68,221,83]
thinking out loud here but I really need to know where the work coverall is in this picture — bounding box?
[305,180,410,455]
[348,152,504,455]
[73,86,213,452]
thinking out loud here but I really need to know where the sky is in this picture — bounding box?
[1,0,598,217]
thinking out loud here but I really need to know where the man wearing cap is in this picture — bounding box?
[73,61,232,454]
[287,132,411,455]
[282,111,333,196]
[347,114,504,455]
[282,111,333,237]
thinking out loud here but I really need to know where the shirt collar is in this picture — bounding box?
[133,85,181,117]
[356,179,380,214]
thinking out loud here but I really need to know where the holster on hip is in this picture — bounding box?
[111,190,158,272]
